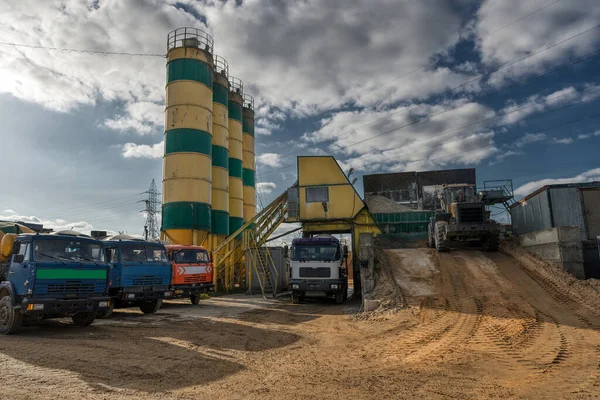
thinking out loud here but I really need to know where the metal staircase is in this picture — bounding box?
[245,233,278,296]
[212,190,288,293]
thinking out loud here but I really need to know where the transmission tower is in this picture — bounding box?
[140,179,161,240]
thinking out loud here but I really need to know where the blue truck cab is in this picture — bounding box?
[99,234,171,317]
[0,231,110,334]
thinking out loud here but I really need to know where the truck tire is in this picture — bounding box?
[434,221,450,252]
[482,234,499,252]
[335,291,345,304]
[427,223,435,248]
[0,296,22,335]
[190,295,200,305]
[96,301,114,319]
[292,292,300,304]
[139,299,162,314]
[72,311,97,327]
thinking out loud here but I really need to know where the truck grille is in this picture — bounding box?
[47,281,96,294]
[132,276,164,286]
[183,275,207,284]
[299,267,331,278]
[458,205,485,223]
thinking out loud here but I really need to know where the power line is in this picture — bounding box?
[0,41,165,57]
[258,42,600,180]
[488,0,561,35]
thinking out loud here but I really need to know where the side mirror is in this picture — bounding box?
[343,245,349,258]
[13,254,25,264]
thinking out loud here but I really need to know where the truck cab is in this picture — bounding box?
[289,235,348,304]
[100,235,171,317]
[164,245,215,304]
[0,231,110,334]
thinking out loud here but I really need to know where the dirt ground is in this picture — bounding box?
[0,247,599,399]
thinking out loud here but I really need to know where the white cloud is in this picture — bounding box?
[3,209,15,214]
[105,102,164,135]
[256,182,277,194]
[498,86,581,125]
[476,0,600,85]
[551,137,573,144]
[304,99,498,173]
[256,153,282,168]
[577,133,592,140]
[515,132,546,148]
[515,168,600,196]
[0,210,95,234]
[122,141,164,159]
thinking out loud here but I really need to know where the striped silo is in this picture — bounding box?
[210,55,230,243]
[162,28,214,245]
[242,94,256,223]
[228,77,245,235]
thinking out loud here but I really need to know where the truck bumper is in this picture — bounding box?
[446,223,499,237]
[289,279,345,293]
[166,283,214,299]
[20,296,110,317]
[115,286,170,303]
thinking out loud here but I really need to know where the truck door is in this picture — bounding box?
[106,247,120,288]
[9,241,31,296]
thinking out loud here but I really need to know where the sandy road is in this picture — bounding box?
[0,248,598,399]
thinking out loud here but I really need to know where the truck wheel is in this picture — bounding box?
[0,296,22,335]
[139,299,162,314]
[482,235,499,252]
[292,292,300,304]
[427,223,435,248]
[72,311,97,327]
[434,221,450,252]
[335,291,345,304]
[96,301,114,319]
[190,295,200,305]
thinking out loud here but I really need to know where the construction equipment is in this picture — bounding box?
[164,244,215,304]
[427,184,500,252]
[289,235,348,304]
[99,235,172,317]
[0,231,110,334]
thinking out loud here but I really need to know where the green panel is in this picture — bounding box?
[166,58,213,87]
[372,212,435,236]
[162,202,211,231]
[229,217,244,238]
[165,129,212,156]
[242,117,255,136]
[213,83,229,106]
[211,210,230,236]
[36,269,106,280]
[212,145,229,168]
[243,169,255,187]
[228,158,243,178]
[228,101,242,122]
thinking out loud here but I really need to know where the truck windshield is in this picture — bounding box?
[173,249,209,263]
[33,240,106,263]
[291,244,340,262]
[120,245,168,264]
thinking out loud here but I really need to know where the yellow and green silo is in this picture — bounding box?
[210,55,230,244]
[242,94,256,223]
[162,28,214,245]
[228,77,245,235]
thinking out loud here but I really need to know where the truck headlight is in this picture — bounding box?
[127,293,136,299]
[164,291,172,297]
[292,284,299,289]
[98,301,109,308]
[330,284,339,289]
[27,304,44,311]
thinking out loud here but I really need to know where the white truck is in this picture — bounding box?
[289,235,348,304]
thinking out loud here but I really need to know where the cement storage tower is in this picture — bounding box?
[161,28,257,248]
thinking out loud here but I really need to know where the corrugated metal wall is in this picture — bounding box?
[373,211,434,238]
[510,190,553,235]
[549,188,587,241]
[363,169,476,194]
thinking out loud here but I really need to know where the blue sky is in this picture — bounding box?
[0,0,599,236]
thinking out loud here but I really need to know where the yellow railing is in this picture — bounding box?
[212,191,288,291]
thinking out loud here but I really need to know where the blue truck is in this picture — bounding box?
[99,234,172,317]
[0,230,111,334]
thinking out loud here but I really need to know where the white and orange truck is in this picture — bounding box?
[164,245,214,304]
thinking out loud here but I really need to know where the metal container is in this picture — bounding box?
[162,28,215,246]
[228,77,245,235]
[242,94,256,223]
[246,247,289,294]
[373,211,435,239]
